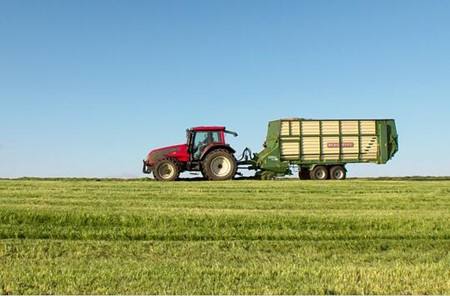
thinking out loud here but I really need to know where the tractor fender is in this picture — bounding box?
[200,144,236,160]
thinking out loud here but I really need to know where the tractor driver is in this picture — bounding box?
[193,132,214,159]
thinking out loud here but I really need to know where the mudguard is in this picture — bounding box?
[199,144,236,160]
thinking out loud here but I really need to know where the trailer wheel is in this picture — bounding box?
[310,166,328,180]
[202,149,237,181]
[330,165,346,180]
[298,168,311,180]
[153,159,180,181]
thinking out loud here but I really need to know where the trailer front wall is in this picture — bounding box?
[279,119,380,164]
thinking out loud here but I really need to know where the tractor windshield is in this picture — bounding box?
[192,131,220,159]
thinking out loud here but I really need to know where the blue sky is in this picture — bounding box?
[1,0,449,178]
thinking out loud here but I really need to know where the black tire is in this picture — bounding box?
[202,149,237,181]
[330,165,346,180]
[200,166,209,180]
[310,165,329,180]
[298,168,311,180]
[153,158,180,181]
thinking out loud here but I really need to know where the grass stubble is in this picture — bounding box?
[0,179,449,294]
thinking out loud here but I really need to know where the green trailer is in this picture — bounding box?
[250,118,398,180]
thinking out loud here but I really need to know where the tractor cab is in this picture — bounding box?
[187,126,227,160]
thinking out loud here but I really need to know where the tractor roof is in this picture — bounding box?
[190,126,225,131]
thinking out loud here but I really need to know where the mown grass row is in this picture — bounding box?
[1,239,449,294]
[0,179,449,294]
[0,207,448,241]
[1,180,448,210]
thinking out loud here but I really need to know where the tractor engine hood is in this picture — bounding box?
[146,144,187,166]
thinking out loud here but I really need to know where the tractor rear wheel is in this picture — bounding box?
[202,149,237,181]
[330,165,346,180]
[310,165,329,180]
[153,159,180,181]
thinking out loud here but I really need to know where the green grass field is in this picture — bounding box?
[0,179,449,294]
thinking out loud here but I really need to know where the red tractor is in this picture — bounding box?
[143,126,239,181]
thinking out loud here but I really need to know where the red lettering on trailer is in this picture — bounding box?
[327,142,354,148]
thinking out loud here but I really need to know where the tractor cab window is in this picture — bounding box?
[192,131,220,159]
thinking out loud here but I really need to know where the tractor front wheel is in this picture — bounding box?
[202,149,237,181]
[153,159,180,181]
